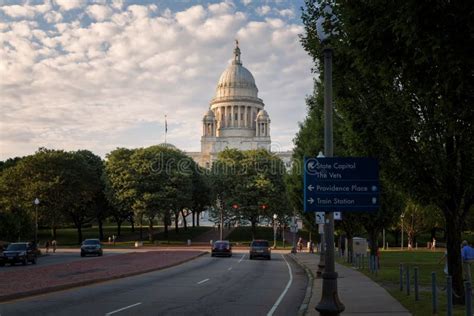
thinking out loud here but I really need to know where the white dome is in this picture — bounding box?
[256,109,270,120]
[214,42,258,99]
[203,109,215,121]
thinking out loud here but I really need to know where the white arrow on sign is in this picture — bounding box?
[334,212,342,220]
[308,198,315,204]
[307,161,316,171]
[308,185,315,191]
[372,197,377,204]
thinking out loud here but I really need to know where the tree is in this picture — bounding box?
[104,148,137,237]
[301,0,474,303]
[211,149,289,239]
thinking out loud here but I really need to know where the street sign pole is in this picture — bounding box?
[315,46,345,315]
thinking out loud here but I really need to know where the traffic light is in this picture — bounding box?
[232,204,239,209]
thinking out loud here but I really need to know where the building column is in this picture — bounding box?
[238,106,241,127]
[231,105,235,127]
[244,106,249,127]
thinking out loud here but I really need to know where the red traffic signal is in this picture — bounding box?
[260,204,267,209]
[232,204,239,209]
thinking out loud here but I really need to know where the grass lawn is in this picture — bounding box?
[226,226,312,248]
[337,250,472,316]
[38,225,212,247]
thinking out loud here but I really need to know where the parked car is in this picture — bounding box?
[0,242,37,266]
[211,240,232,257]
[80,239,103,257]
[249,240,271,260]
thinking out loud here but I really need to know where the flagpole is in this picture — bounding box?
[165,115,167,144]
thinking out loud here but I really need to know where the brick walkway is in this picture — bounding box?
[0,250,205,302]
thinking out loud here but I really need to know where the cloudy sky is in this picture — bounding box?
[0,0,315,160]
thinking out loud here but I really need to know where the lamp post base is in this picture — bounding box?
[315,271,345,315]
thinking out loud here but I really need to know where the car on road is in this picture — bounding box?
[0,242,37,266]
[211,240,232,257]
[80,239,103,257]
[249,240,271,260]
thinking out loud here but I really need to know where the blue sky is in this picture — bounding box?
[0,0,314,159]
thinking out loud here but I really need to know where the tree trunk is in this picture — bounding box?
[116,220,122,236]
[446,214,465,304]
[77,224,83,245]
[181,210,187,230]
[98,219,104,241]
[368,229,379,256]
[139,214,143,241]
[174,211,179,233]
[164,215,169,239]
[130,215,135,233]
[148,218,154,242]
[196,211,200,226]
[50,226,57,240]
[192,211,195,227]
[251,219,257,240]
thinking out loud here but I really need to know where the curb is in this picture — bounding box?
[0,251,208,303]
[288,254,314,316]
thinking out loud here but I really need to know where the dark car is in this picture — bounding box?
[0,242,37,266]
[211,240,232,257]
[249,240,271,260]
[80,239,103,257]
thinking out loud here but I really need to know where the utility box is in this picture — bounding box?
[352,237,368,256]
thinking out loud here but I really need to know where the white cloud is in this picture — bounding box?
[256,5,271,16]
[54,0,84,11]
[1,5,36,19]
[44,11,63,23]
[241,0,252,5]
[0,1,314,159]
[279,8,295,18]
[86,4,113,22]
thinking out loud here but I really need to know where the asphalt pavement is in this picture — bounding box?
[0,250,307,316]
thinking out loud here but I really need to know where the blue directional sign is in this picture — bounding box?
[304,157,380,212]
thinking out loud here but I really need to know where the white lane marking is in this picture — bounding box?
[197,278,210,284]
[267,254,293,316]
[228,267,233,271]
[238,254,245,263]
[105,302,142,315]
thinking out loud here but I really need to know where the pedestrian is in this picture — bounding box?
[108,236,112,244]
[45,240,50,253]
[461,240,474,281]
[431,237,436,251]
[297,237,303,252]
[51,239,57,253]
[112,234,116,245]
[309,240,314,254]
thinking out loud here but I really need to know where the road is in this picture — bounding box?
[0,251,307,316]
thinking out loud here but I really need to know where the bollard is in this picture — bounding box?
[400,264,404,291]
[406,265,410,296]
[414,267,419,301]
[432,272,437,315]
[447,276,452,316]
[465,281,472,316]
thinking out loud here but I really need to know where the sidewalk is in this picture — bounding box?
[291,253,411,316]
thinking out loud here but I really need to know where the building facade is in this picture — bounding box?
[188,42,291,169]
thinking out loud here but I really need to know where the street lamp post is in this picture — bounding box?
[315,3,345,314]
[316,152,326,277]
[273,214,278,248]
[34,198,40,245]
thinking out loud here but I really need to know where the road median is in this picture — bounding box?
[0,250,206,302]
